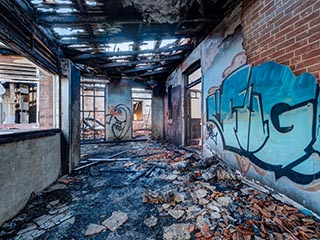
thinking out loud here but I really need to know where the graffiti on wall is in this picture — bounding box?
[106,104,132,140]
[206,61,320,185]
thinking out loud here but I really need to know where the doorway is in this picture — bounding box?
[132,88,152,138]
[185,64,202,146]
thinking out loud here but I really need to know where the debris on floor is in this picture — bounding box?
[84,224,106,237]
[102,211,128,232]
[0,141,319,239]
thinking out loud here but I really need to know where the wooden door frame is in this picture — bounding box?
[183,61,201,146]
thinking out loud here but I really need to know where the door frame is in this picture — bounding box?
[184,61,202,146]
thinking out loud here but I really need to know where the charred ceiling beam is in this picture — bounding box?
[0,0,63,74]
[74,0,99,53]
[154,40,162,49]
[75,0,85,13]
[34,3,79,8]
[96,54,184,68]
[124,65,161,74]
[37,13,138,25]
[59,33,184,46]
[140,68,169,77]
[0,47,18,55]
[37,12,216,26]
[73,44,193,60]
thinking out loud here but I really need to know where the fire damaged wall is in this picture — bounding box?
[165,68,184,145]
[166,2,320,214]
[106,79,132,141]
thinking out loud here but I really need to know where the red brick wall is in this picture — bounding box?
[39,69,54,129]
[242,0,320,81]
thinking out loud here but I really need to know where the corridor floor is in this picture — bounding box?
[0,141,319,240]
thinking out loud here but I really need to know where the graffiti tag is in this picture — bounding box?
[106,104,132,140]
[206,61,320,184]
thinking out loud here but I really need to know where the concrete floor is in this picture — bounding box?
[0,141,319,239]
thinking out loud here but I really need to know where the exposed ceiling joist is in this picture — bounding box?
[140,68,169,77]
[73,44,192,60]
[97,54,184,68]
[37,13,138,25]
[60,33,192,45]
[123,65,161,73]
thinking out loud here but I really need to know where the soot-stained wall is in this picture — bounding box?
[106,79,132,141]
[165,67,184,145]
[0,131,61,226]
[166,1,320,214]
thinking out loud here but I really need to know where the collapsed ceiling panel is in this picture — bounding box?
[21,0,241,81]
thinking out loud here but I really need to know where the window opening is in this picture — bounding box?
[0,47,57,132]
[80,81,107,142]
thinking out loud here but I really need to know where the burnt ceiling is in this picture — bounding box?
[1,0,240,82]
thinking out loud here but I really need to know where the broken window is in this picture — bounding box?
[0,63,39,126]
[187,67,201,85]
[0,47,58,131]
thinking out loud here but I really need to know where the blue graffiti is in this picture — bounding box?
[206,61,320,184]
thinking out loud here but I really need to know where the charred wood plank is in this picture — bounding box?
[37,13,131,25]
[0,48,17,55]
[88,158,131,162]
[73,44,192,60]
[140,68,170,77]
[96,55,183,68]
[124,65,161,73]
[74,150,128,171]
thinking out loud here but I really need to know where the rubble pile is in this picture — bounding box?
[141,150,320,239]
[0,141,319,240]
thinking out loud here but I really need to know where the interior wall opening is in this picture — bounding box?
[0,42,59,133]
[132,88,152,138]
[80,79,107,143]
[184,62,202,147]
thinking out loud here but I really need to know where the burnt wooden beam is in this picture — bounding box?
[56,29,204,42]
[73,0,99,53]
[75,0,85,12]
[124,65,161,73]
[154,40,162,49]
[37,13,141,25]
[96,55,184,68]
[59,34,181,45]
[140,68,169,77]
[73,44,193,60]
[0,48,17,55]
[34,3,78,8]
